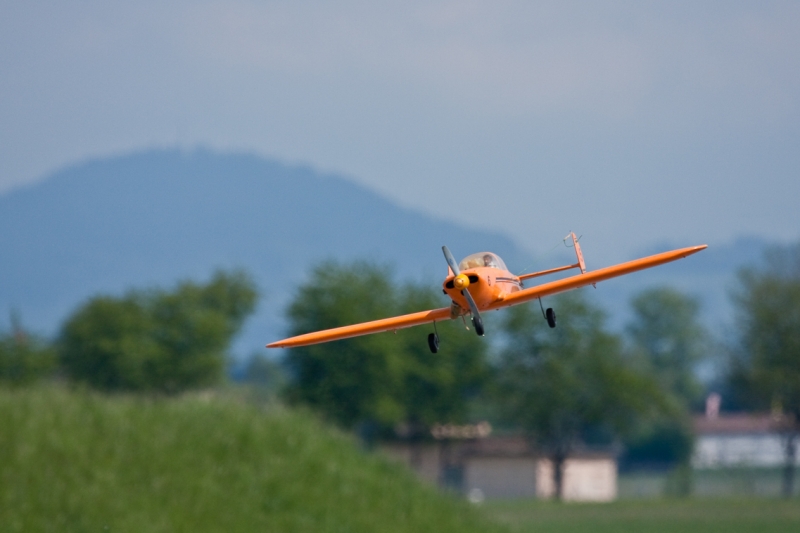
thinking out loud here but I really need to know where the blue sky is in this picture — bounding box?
[2,1,799,263]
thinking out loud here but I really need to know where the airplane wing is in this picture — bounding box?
[267,307,452,348]
[268,244,707,349]
[492,244,708,310]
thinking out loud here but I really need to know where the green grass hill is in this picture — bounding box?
[0,387,506,533]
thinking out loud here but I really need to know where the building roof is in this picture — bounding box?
[693,413,782,435]
[460,436,616,459]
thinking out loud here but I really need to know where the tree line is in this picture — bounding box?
[2,244,799,498]
[1,270,257,394]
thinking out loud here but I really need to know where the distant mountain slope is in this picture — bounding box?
[0,148,779,360]
[0,149,529,355]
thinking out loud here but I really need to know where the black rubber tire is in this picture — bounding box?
[427,332,439,353]
[546,307,557,328]
[472,315,485,336]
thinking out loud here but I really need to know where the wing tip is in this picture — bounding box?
[687,244,708,255]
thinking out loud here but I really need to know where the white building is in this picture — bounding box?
[692,395,799,468]
[383,432,617,501]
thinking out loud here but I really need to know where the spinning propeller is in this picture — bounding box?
[442,246,485,336]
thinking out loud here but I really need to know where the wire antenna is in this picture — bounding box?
[516,232,577,276]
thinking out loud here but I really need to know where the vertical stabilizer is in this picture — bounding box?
[571,232,587,274]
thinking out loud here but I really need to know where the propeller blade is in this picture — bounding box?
[442,245,461,276]
[443,245,484,336]
[461,288,481,321]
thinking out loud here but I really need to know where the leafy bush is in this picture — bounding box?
[59,270,257,393]
[0,330,56,386]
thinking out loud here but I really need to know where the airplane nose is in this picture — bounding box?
[453,274,470,290]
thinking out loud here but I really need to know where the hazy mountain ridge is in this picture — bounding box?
[0,148,777,358]
[0,148,529,355]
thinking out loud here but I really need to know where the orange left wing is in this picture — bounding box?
[266,307,451,348]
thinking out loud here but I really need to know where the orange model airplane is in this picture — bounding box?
[267,233,707,353]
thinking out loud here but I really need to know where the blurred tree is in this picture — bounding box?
[394,284,488,472]
[241,353,287,403]
[0,312,56,386]
[494,291,678,500]
[622,417,694,467]
[395,283,488,430]
[622,287,709,479]
[282,261,488,442]
[626,287,709,407]
[283,262,405,432]
[59,270,257,394]
[728,243,800,498]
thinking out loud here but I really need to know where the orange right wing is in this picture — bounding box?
[492,244,708,310]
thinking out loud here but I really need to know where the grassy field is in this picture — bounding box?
[0,386,506,533]
[4,386,798,533]
[484,498,800,533]
[619,468,798,499]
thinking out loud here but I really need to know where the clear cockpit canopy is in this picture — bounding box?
[458,252,508,271]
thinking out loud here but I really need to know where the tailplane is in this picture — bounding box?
[518,231,587,282]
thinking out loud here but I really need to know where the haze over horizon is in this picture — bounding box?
[0,148,773,354]
[2,1,799,261]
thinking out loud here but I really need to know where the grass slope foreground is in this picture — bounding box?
[0,387,505,533]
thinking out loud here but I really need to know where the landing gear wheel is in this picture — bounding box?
[546,307,557,328]
[472,315,485,336]
[427,332,439,353]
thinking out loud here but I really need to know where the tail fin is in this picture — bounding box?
[571,232,587,274]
